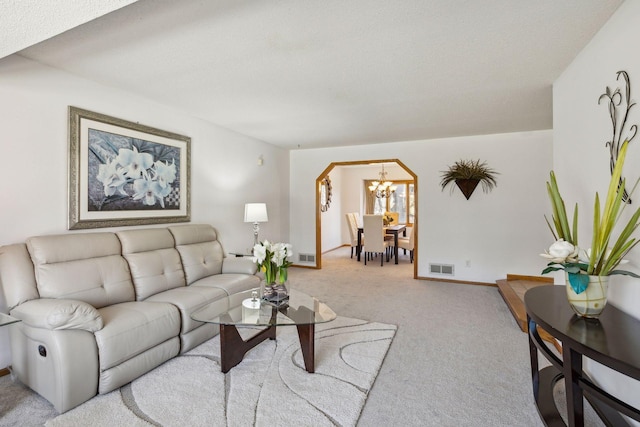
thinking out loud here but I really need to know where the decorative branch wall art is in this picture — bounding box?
[598,70,637,203]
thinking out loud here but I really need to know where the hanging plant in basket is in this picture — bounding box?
[440,159,499,200]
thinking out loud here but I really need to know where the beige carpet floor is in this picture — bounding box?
[1,245,606,426]
[42,316,395,427]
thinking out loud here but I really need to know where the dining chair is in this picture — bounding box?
[397,226,415,263]
[346,212,361,258]
[362,214,390,266]
[352,212,362,228]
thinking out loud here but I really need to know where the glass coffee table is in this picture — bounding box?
[0,313,20,328]
[191,288,336,373]
[1,314,21,368]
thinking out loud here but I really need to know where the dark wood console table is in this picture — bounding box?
[525,285,640,427]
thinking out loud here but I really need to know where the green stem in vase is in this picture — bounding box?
[278,267,288,284]
[264,261,277,285]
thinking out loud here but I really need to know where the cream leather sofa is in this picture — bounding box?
[0,224,259,413]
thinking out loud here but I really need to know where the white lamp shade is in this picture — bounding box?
[244,203,268,223]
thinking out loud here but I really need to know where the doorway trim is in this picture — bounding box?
[315,159,418,278]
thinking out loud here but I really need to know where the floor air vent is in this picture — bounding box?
[429,263,454,275]
[299,253,315,263]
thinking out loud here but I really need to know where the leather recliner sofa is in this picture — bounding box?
[0,223,259,413]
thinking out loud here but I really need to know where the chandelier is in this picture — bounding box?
[369,164,397,198]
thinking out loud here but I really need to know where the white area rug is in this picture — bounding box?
[46,316,396,427]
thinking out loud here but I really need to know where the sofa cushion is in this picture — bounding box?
[117,228,175,254]
[27,233,134,309]
[28,232,121,264]
[191,273,260,297]
[222,257,259,275]
[95,301,180,371]
[169,224,224,285]
[169,223,218,246]
[11,299,103,332]
[145,286,228,334]
[99,337,179,395]
[0,243,39,310]
[117,228,186,300]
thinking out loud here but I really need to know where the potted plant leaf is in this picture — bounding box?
[540,140,640,317]
[440,159,499,199]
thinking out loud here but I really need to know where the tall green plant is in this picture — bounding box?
[542,140,640,292]
[544,171,578,245]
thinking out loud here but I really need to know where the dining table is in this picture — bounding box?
[357,224,406,264]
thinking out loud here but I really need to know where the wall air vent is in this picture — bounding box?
[299,254,315,263]
[429,263,455,276]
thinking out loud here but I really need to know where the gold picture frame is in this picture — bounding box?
[68,106,191,229]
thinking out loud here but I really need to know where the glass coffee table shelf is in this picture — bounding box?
[0,313,20,328]
[192,288,336,373]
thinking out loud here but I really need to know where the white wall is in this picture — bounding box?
[322,163,413,250]
[290,130,553,282]
[554,0,640,421]
[0,55,289,368]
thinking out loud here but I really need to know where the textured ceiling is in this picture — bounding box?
[9,0,624,149]
[0,0,138,59]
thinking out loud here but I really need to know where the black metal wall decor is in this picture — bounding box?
[598,70,637,203]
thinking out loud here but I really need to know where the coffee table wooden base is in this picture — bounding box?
[296,324,315,373]
[219,323,316,373]
[219,324,276,373]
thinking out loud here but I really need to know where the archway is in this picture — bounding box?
[315,159,418,278]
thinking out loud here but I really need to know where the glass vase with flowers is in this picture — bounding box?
[251,240,293,307]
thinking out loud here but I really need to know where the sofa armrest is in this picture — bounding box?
[11,299,103,332]
[222,257,258,275]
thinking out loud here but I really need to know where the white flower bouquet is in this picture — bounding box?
[251,241,293,285]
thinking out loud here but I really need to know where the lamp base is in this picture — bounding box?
[253,222,260,246]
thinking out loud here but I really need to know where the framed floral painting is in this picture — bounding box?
[68,106,191,229]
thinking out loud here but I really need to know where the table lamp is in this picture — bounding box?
[244,203,268,247]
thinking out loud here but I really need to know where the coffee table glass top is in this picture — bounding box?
[191,288,336,327]
[0,313,21,327]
